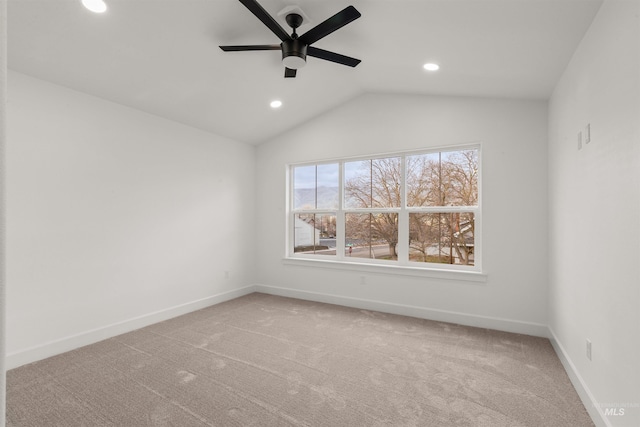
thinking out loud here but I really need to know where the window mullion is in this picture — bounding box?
[336,161,346,260]
[407,206,478,213]
[287,167,294,257]
[397,154,408,264]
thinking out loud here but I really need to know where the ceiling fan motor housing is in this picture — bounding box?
[281,39,307,69]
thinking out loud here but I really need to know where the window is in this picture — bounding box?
[289,145,480,271]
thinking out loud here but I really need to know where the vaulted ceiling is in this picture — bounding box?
[8,0,602,144]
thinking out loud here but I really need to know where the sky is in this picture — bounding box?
[293,150,476,189]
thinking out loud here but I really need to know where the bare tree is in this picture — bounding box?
[345,151,478,264]
[345,158,400,259]
[440,150,478,206]
[421,150,477,264]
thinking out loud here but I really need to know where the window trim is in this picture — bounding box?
[281,257,488,283]
[286,143,483,275]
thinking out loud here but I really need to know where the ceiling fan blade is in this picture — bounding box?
[307,46,361,67]
[284,68,297,78]
[298,5,361,45]
[238,0,291,42]
[219,44,281,52]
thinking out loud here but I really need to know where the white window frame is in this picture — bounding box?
[285,144,485,282]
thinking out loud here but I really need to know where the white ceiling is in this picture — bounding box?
[8,0,602,145]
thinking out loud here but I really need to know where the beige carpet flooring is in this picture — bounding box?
[7,293,593,426]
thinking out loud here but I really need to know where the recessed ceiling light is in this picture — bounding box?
[82,0,107,13]
[423,63,440,71]
[270,100,283,109]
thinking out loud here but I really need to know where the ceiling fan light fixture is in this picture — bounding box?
[281,39,307,69]
[270,100,283,108]
[282,55,306,69]
[81,0,107,13]
[423,63,440,71]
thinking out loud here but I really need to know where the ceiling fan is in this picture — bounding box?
[219,0,361,78]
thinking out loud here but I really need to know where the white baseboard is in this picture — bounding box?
[253,284,549,337]
[548,327,609,427]
[6,285,257,370]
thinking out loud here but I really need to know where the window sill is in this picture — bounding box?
[281,257,487,283]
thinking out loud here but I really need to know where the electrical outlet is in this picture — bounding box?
[586,339,592,361]
[578,131,583,150]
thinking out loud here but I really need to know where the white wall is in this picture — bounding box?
[1,2,8,424]
[6,71,256,368]
[548,1,640,426]
[255,93,549,334]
